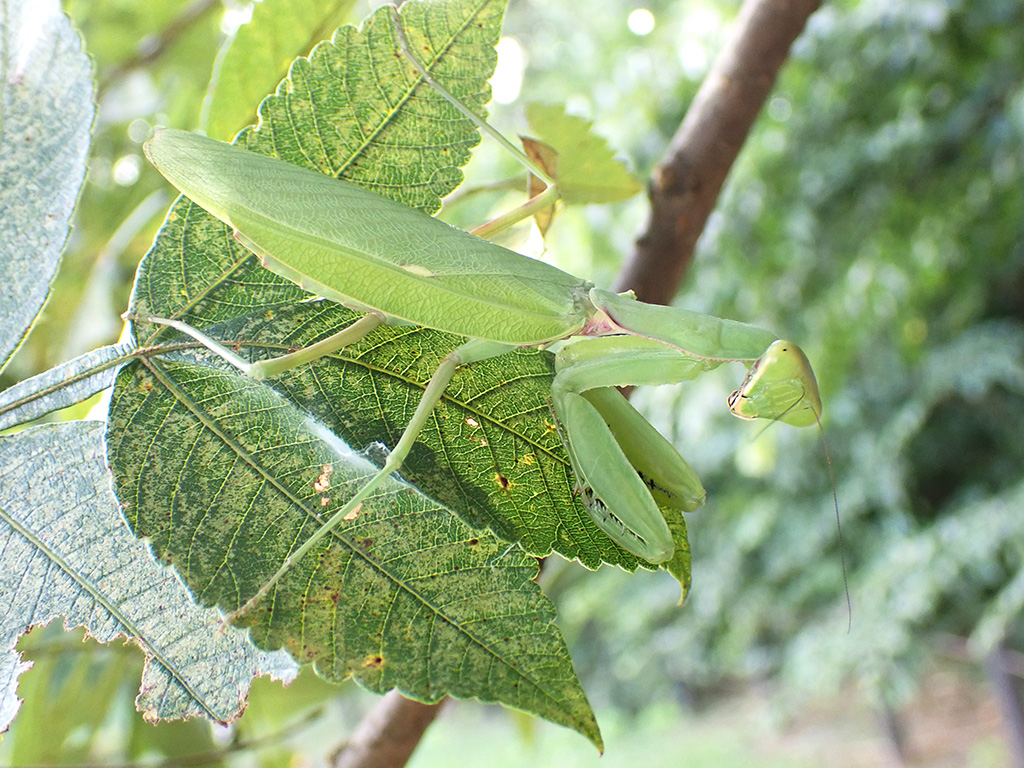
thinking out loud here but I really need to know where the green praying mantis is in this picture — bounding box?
[138,21,825,618]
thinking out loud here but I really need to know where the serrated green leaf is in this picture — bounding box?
[239,0,504,212]
[663,508,692,601]
[107,356,601,748]
[0,0,94,374]
[525,102,642,205]
[203,0,358,141]
[110,0,691,740]
[0,422,298,734]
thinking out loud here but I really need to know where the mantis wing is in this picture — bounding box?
[144,130,593,346]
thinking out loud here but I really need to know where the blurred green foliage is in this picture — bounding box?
[7,0,1024,762]
[498,0,1024,718]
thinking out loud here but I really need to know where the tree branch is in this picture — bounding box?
[614,0,822,303]
[331,692,446,768]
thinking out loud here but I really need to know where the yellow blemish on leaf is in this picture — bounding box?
[343,503,363,522]
[364,654,384,670]
[401,263,435,277]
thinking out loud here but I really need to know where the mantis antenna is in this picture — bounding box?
[729,340,851,629]
[390,6,562,239]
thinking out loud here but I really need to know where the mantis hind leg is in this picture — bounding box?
[230,336,515,620]
[136,311,387,381]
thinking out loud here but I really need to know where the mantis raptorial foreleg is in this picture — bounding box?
[139,14,826,618]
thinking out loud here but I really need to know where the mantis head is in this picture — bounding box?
[728,340,822,428]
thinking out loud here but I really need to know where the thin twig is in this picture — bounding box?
[98,0,222,96]
[9,706,327,768]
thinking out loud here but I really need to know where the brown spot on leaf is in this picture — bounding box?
[314,464,333,492]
